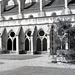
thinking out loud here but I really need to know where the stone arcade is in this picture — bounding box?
[0,0,75,55]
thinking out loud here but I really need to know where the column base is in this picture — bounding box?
[38,11,46,17]
[16,51,19,55]
[31,52,34,55]
[47,49,50,53]
[18,13,23,19]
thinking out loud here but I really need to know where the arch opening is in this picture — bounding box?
[43,38,47,51]
[10,32,15,37]
[7,38,12,50]
[39,30,44,36]
[27,31,31,37]
[25,38,29,51]
[36,38,41,51]
[13,38,16,51]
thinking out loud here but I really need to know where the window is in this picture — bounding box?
[39,30,44,36]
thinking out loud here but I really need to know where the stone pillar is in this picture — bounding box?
[0,0,3,20]
[47,35,50,54]
[12,39,13,51]
[65,0,67,9]
[17,0,22,19]
[0,36,2,52]
[39,0,45,17]
[65,42,68,50]
[16,36,19,54]
[40,0,42,12]
[31,35,33,55]
[64,0,69,14]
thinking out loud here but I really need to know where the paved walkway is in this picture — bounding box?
[0,55,75,72]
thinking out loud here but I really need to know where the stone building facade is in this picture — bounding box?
[0,0,75,55]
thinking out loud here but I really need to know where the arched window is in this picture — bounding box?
[7,38,12,50]
[7,31,16,51]
[43,38,47,51]
[13,38,16,50]
[10,32,15,37]
[25,38,29,51]
[39,30,44,36]
[27,31,31,37]
[36,38,41,51]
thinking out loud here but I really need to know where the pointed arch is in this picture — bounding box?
[13,38,16,50]
[25,38,29,51]
[36,38,41,51]
[8,29,14,35]
[38,29,45,36]
[25,29,31,36]
[8,30,15,37]
[43,38,47,51]
[7,38,12,50]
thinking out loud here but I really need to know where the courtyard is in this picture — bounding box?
[0,54,75,75]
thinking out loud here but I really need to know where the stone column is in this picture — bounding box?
[31,35,33,55]
[65,0,67,9]
[17,0,22,19]
[65,42,68,50]
[40,0,42,12]
[0,0,3,20]
[0,36,2,52]
[39,0,45,17]
[16,36,19,54]
[12,39,13,51]
[47,35,50,53]
[64,0,68,14]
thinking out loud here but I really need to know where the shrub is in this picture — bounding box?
[0,50,10,54]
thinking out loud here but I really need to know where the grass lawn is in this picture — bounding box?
[0,54,41,60]
[0,66,75,75]
[0,54,75,75]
